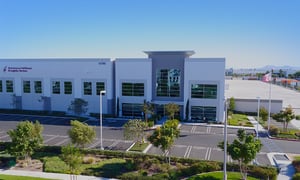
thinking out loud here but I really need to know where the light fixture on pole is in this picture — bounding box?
[100,90,106,150]
[223,98,228,180]
[257,97,260,139]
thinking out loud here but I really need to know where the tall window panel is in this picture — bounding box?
[96,82,105,95]
[156,69,180,97]
[83,82,92,95]
[34,81,42,94]
[6,80,13,93]
[52,81,60,94]
[64,81,72,94]
[23,81,31,93]
[191,106,216,122]
[191,84,217,99]
[0,80,2,93]
[122,103,143,117]
[122,82,144,96]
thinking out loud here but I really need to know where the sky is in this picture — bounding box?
[1,0,300,68]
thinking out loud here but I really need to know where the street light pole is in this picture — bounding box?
[223,99,227,180]
[100,90,106,150]
[257,97,260,139]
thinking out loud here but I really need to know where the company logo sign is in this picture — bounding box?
[3,66,32,73]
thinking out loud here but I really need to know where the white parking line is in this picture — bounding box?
[44,135,58,143]
[108,140,120,149]
[0,134,8,139]
[205,147,212,160]
[184,146,192,158]
[43,134,68,138]
[54,139,69,146]
[206,127,211,133]
[190,126,196,133]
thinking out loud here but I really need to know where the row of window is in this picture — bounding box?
[0,80,13,93]
[121,103,217,122]
[0,80,218,99]
[0,80,105,96]
[23,81,43,94]
[156,69,181,97]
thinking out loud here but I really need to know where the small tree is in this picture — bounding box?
[273,105,295,132]
[7,120,43,166]
[68,98,88,116]
[148,119,180,163]
[165,103,180,120]
[142,100,154,123]
[218,129,262,180]
[185,99,189,120]
[259,107,268,121]
[61,144,83,180]
[229,97,235,113]
[68,120,96,148]
[123,119,147,144]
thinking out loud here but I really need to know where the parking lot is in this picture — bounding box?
[0,114,273,166]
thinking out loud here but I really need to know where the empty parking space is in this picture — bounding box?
[169,145,188,158]
[188,146,207,160]
[210,127,224,134]
[194,126,208,134]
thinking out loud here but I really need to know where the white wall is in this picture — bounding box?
[234,98,282,114]
[115,58,152,115]
[0,59,113,114]
[184,58,225,122]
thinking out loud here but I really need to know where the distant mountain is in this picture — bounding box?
[259,65,300,71]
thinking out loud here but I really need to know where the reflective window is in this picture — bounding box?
[23,81,31,93]
[6,80,13,93]
[122,103,143,117]
[64,81,72,94]
[191,84,217,99]
[191,106,216,122]
[52,81,60,94]
[34,81,42,94]
[84,82,92,95]
[122,83,144,96]
[156,69,180,97]
[0,80,2,92]
[96,82,105,95]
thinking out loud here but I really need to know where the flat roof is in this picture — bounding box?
[144,50,195,57]
[225,79,300,114]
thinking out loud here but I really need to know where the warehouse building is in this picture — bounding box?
[0,51,225,122]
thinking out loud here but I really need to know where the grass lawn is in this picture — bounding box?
[294,156,300,161]
[228,114,253,127]
[0,174,54,180]
[129,142,149,152]
[188,171,259,180]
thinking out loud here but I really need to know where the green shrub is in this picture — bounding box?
[296,115,300,120]
[293,173,300,180]
[269,125,279,136]
[248,165,277,180]
[43,156,68,173]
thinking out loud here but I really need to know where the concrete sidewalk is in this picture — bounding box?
[0,169,116,180]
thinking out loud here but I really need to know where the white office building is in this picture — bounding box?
[0,51,225,122]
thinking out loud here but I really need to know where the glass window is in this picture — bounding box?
[122,82,144,96]
[84,82,92,95]
[6,80,13,93]
[191,84,217,99]
[96,82,105,95]
[34,81,42,94]
[191,106,216,122]
[156,69,180,97]
[52,81,60,94]
[64,81,72,94]
[0,80,3,93]
[23,81,31,93]
[122,103,143,117]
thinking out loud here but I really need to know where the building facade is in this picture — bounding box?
[0,51,225,122]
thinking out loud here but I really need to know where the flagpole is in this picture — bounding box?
[267,70,272,135]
